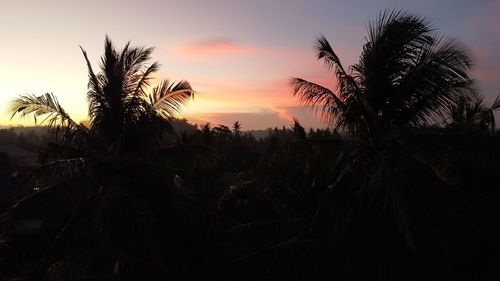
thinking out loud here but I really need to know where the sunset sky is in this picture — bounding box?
[1,0,499,130]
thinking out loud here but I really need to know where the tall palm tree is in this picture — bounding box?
[3,37,197,280]
[12,36,193,151]
[287,11,480,280]
[292,10,476,143]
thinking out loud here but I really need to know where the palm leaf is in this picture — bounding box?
[492,94,500,110]
[10,93,79,130]
[316,35,360,98]
[133,62,160,97]
[295,10,475,140]
[148,79,194,118]
[291,77,346,126]
[80,45,108,123]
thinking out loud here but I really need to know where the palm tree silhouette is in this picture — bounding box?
[445,94,496,133]
[292,10,475,143]
[288,11,479,280]
[4,36,196,280]
[12,36,193,151]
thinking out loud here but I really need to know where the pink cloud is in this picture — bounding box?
[474,67,500,88]
[465,1,500,33]
[168,36,359,71]
[154,71,334,108]
[463,0,500,104]
[158,37,357,129]
[172,38,256,59]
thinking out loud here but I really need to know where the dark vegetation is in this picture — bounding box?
[1,10,500,281]
[0,127,54,152]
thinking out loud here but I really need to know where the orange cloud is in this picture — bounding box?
[272,104,295,121]
[156,38,354,130]
[149,70,340,129]
[184,105,329,131]
[273,105,330,126]
[185,111,289,130]
[185,111,278,129]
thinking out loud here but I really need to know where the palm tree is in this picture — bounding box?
[445,94,496,133]
[3,36,197,280]
[292,10,475,143]
[12,37,193,150]
[287,11,481,280]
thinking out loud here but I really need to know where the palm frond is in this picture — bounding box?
[300,11,475,139]
[290,77,346,126]
[124,45,155,72]
[148,79,194,118]
[316,35,347,74]
[10,93,79,130]
[80,46,107,122]
[394,35,475,127]
[366,10,434,48]
[316,35,360,98]
[133,62,160,97]
[492,94,500,110]
[444,94,494,132]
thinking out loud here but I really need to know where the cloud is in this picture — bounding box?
[273,105,329,127]
[464,1,500,103]
[159,37,355,130]
[473,67,500,88]
[185,111,287,130]
[150,72,339,130]
[172,38,256,60]
[465,1,500,34]
[185,105,328,130]
[167,35,359,71]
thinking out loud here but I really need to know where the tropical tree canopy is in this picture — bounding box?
[3,37,196,280]
[292,10,476,142]
[11,36,194,152]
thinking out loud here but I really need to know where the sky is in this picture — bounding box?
[1,0,499,130]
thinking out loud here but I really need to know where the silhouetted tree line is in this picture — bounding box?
[1,10,500,281]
